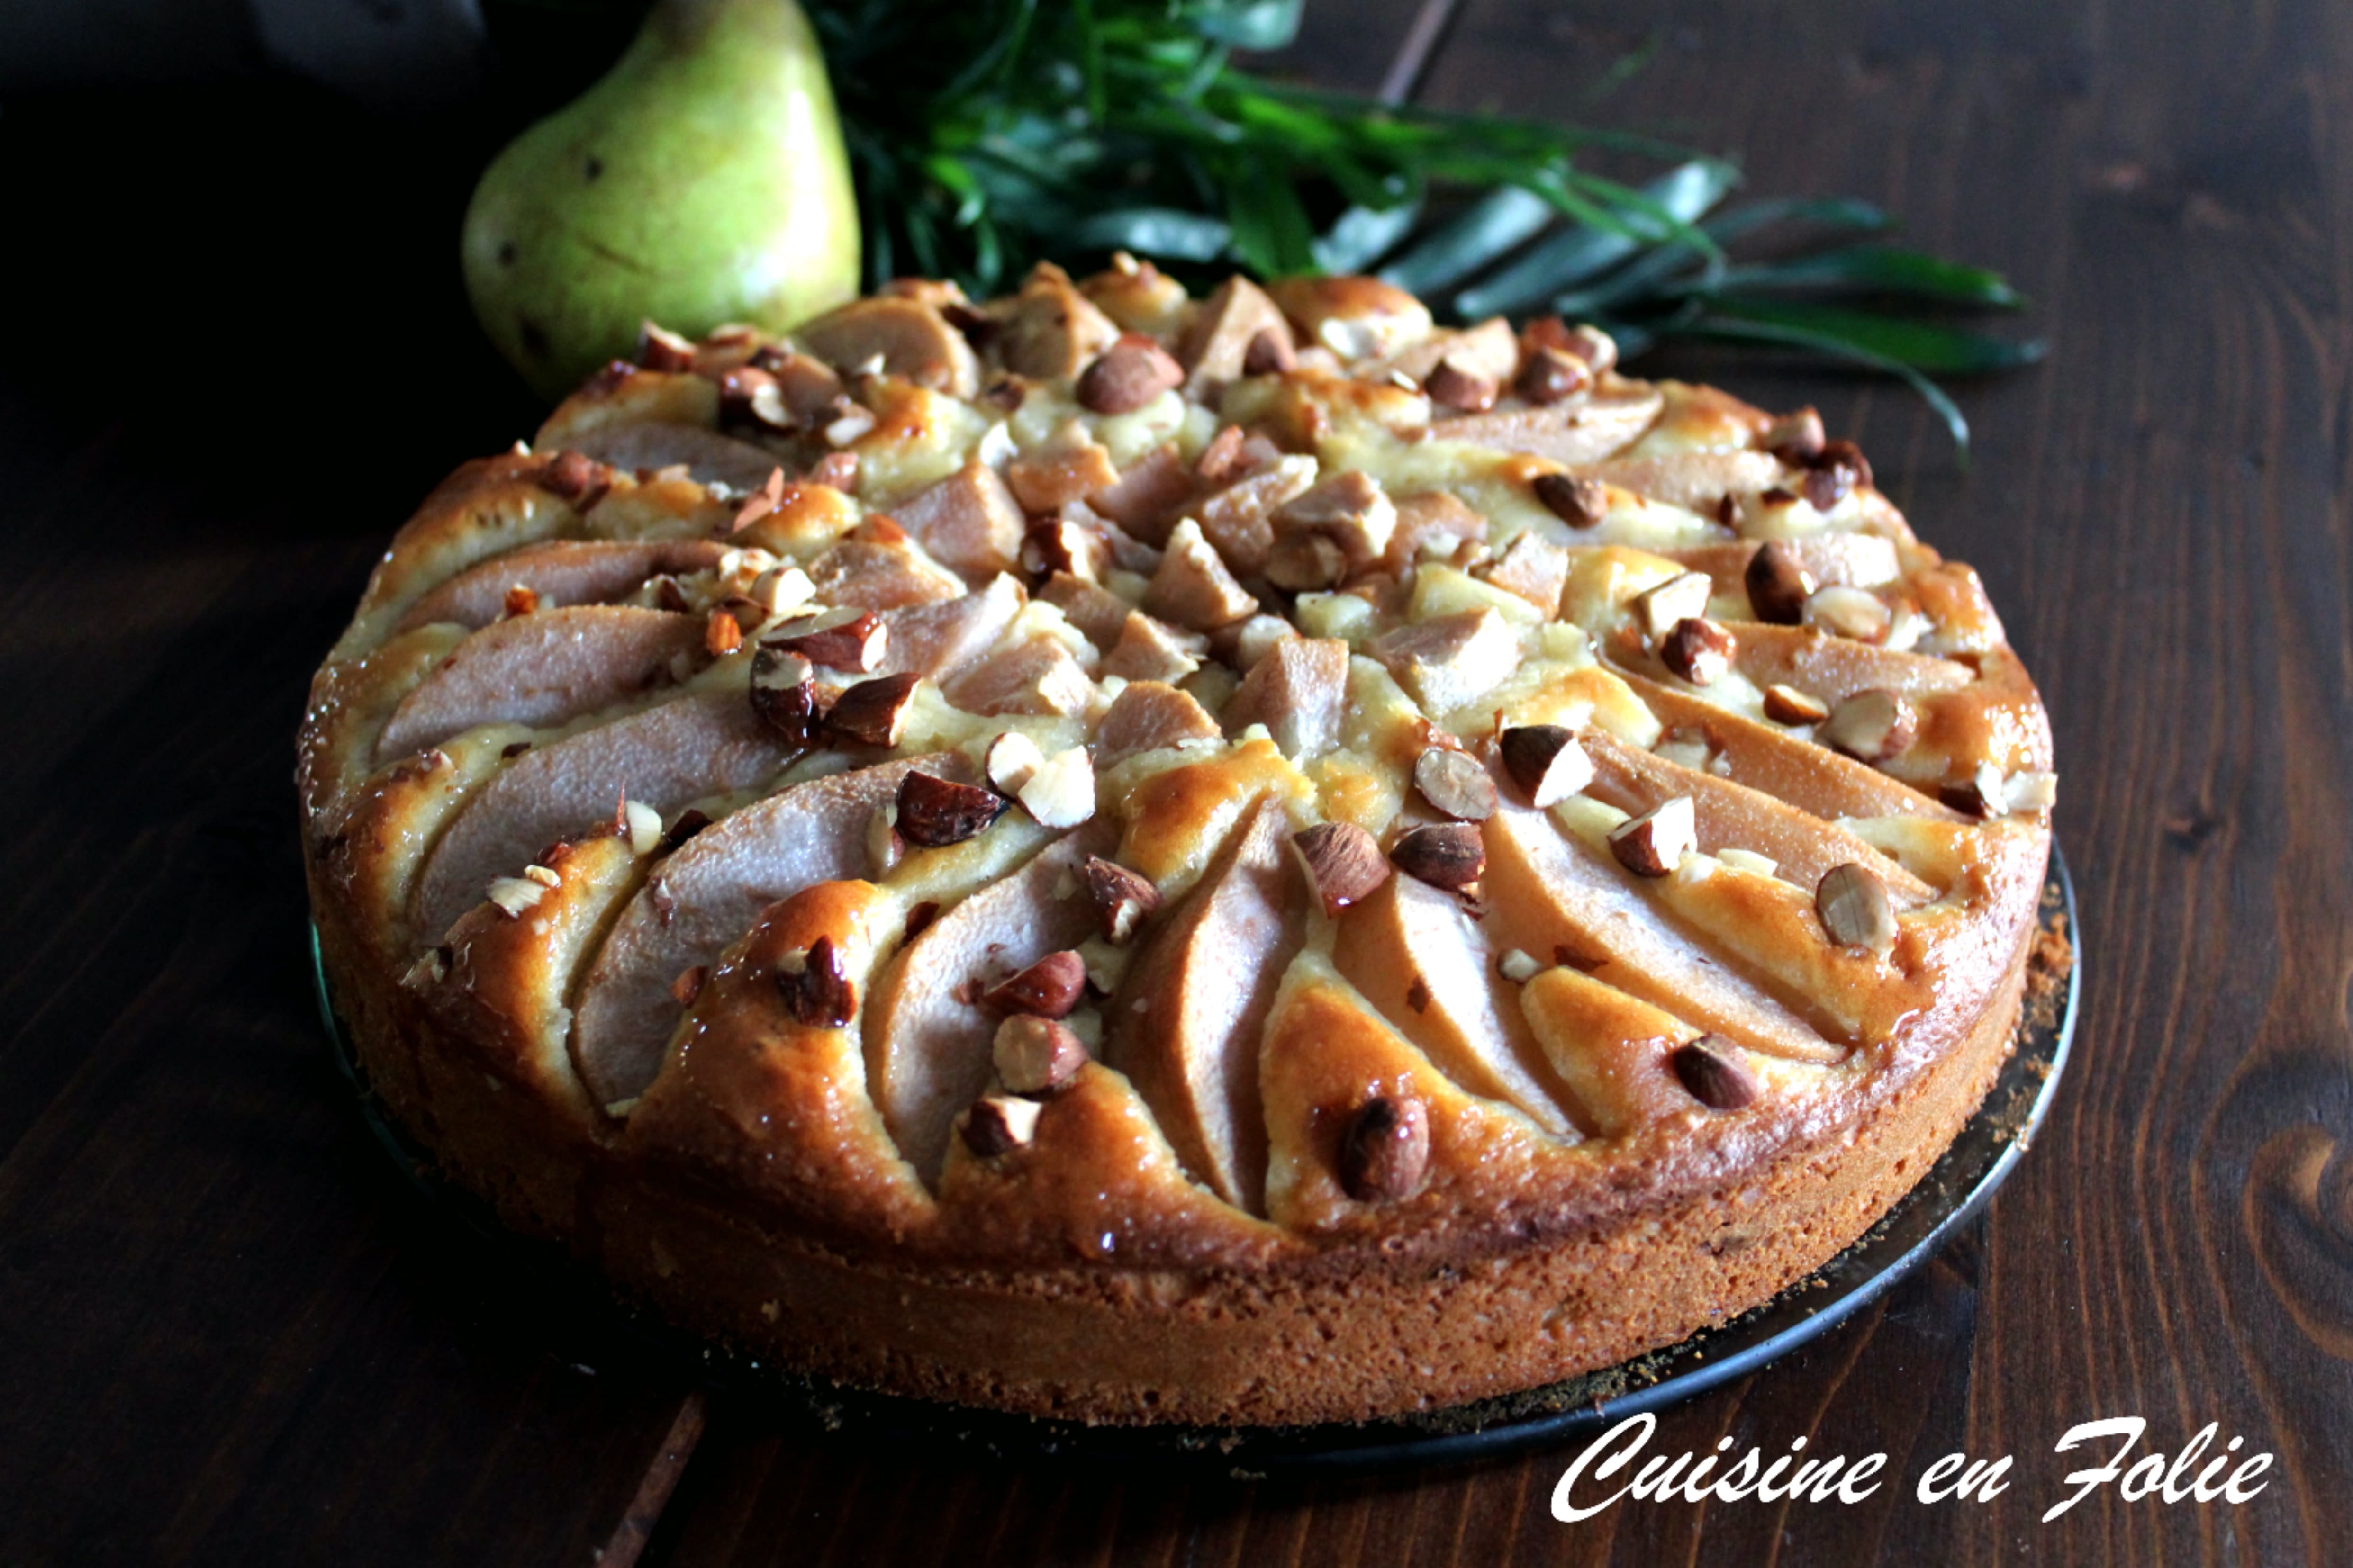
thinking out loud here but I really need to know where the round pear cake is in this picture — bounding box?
[299,262,2054,1427]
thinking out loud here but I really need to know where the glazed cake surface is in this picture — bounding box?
[300,263,2054,1426]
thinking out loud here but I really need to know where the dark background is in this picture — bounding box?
[1,0,2348,1563]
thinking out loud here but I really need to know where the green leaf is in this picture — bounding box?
[1376,185,1557,296]
[1701,195,1891,241]
[1313,199,1423,274]
[1066,205,1235,261]
[1225,160,1319,275]
[1679,313,1975,455]
[1707,245,2023,306]
[1453,159,1738,318]
[1701,298,2046,372]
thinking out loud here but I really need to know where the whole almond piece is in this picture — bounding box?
[824,671,923,748]
[895,769,1005,848]
[1670,1036,1762,1110]
[1017,746,1097,829]
[1390,822,1485,891]
[1423,357,1498,413]
[1516,345,1591,405]
[984,730,1045,796]
[764,607,887,671]
[1761,683,1829,726]
[1816,862,1898,954]
[717,365,795,431]
[748,646,819,740]
[1413,747,1497,821]
[981,950,1087,1018]
[1294,821,1391,916]
[1608,795,1697,878]
[1761,407,1827,462]
[1635,571,1713,641]
[961,1093,1042,1158]
[1939,760,2010,819]
[1819,688,1915,761]
[539,449,611,508]
[1500,724,1594,807]
[1338,1095,1431,1203]
[635,320,697,372]
[1661,616,1735,685]
[1082,856,1163,943]
[1531,472,1607,528]
[1076,337,1184,414]
[777,935,856,1027]
[1744,541,1817,624]
[993,1015,1089,1097]
[1242,327,1294,376]
[1803,584,1892,642]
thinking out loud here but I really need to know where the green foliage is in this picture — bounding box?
[798,0,2039,446]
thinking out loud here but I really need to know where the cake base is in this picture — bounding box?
[313,848,2075,1473]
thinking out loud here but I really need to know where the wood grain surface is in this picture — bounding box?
[0,0,2347,1562]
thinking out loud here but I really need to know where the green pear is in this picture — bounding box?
[462,0,860,401]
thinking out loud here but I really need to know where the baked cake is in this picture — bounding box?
[299,263,2054,1426]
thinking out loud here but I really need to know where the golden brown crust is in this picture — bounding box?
[301,273,2055,1427]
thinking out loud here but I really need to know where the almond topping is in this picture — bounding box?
[1294,820,1391,916]
[539,449,611,508]
[1076,336,1184,414]
[1803,584,1892,642]
[717,365,795,431]
[1608,795,1696,878]
[765,607,887,671]
[864,805,903,876]
[993,1014,1089,1097]
[486,876,545,916]
[748,646,818,741]
[961,1093,1042,1158]
[1413,747,1498,821]
[670,965,709,1007]
[1531,472,1607,528]
[1516,345,1591,405]
[2005,770,2059,812]
[622,798,665,856]
[981,950,1087,1019]
[805,450,860,491]
[1670,1036,1761,1110]
[1264,532,1349,592]
[1816,863,1897,954]
[1016,746,1097,829]
[1389,822,1485,891]
[634,320,696,372]
[729,467,786,534]
[1499,724,1594,808]
[1939,760,2010,819]
[1761,683,1829,726]
[777,934,856,1026]
[1338,1095,1430,1203]
[983,731,1045,796]
[1423,357,1498,413]
[1497,947,1542,983]
[1082,856,1163,943]
[704,607,745,656]
[823,671,922,748]
[1762,407,1827,462]
[1661,616,1735,685]
[502,584,540,618]
[1744,541,1817,624]
[1819,688,1916,762]
[894,768,1005,848]
[1634,570,1714,641]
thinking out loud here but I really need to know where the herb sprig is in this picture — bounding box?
[823,0,2045,446]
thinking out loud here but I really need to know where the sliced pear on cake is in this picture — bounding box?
[864,820,1117,1183]
[1331,872,1575,1135]
[1479,797,1843,1063]
[375,606,706,761]
[396,538,730,632]
[1104,796,1304,1211]
[570,754,951,1108]
[561,421,789,496]
[410,692,797,945]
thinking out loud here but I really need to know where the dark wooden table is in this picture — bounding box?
[3,0,2347,1561]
